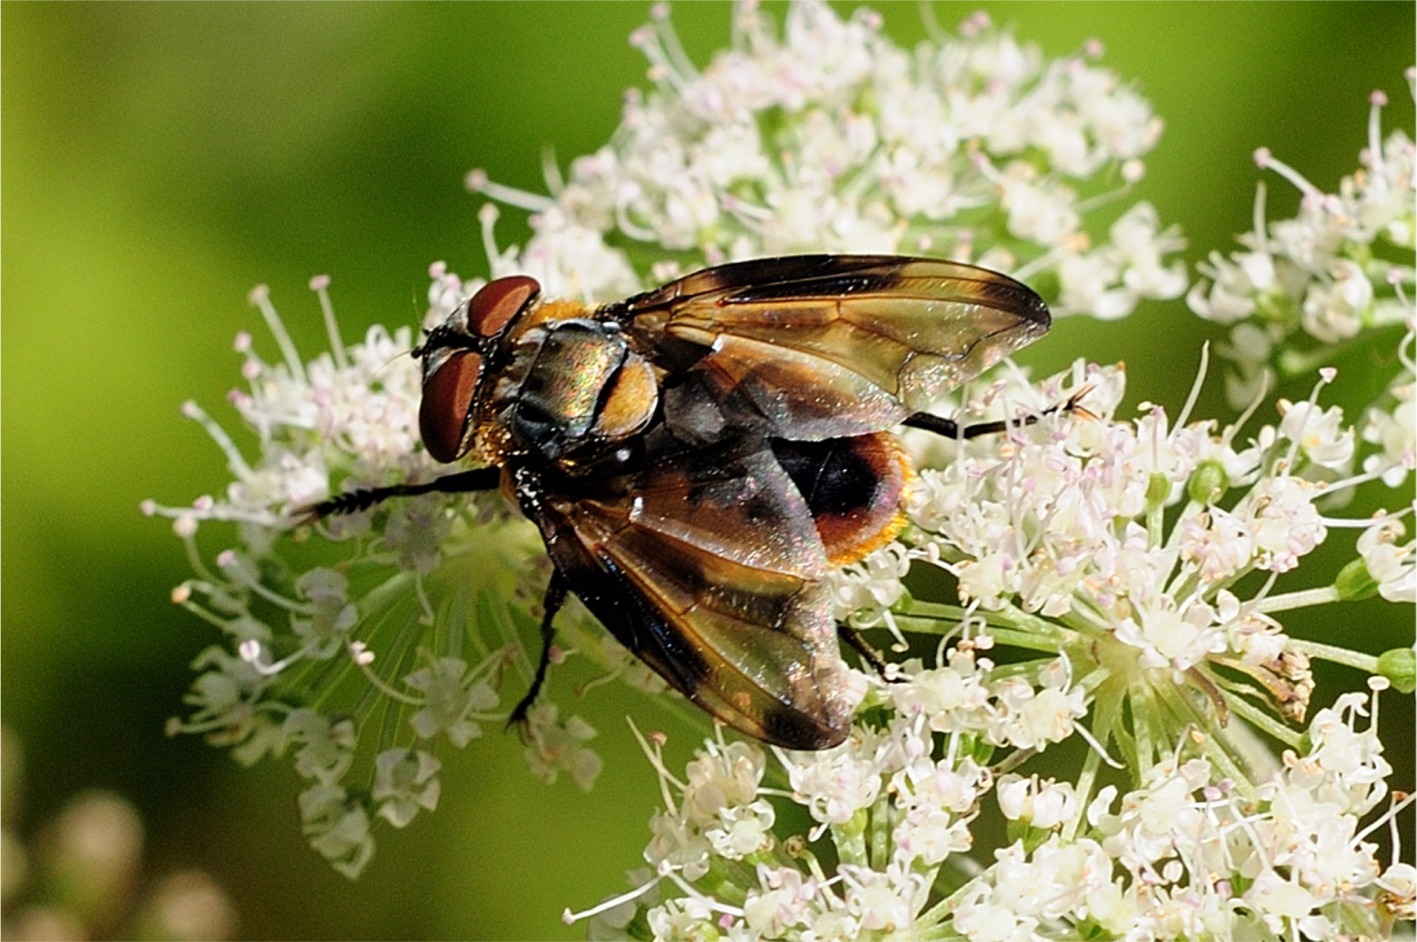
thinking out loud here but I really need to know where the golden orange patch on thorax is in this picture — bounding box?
[522,298,592,328]
[593,356,659,440]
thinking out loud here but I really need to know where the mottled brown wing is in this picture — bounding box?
[616,254,1050,440]
[514,436,854,749]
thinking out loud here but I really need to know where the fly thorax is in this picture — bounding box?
[497,319,658,462]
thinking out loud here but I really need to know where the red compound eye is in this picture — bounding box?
[419,350,482,463]
[465,275,539,339]
[418,276,539,463]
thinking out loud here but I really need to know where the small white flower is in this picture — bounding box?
[1238,476,1327,573]
[290,568,358,660]
[997,775,1078,830]
[682,739,766,825]
[283,709,356,785]
[705,799,776,859]
[741,865,817,937]
[889,651,993,733]
[1377,862,1417,921]
[1177,507,1256,583]
[990,676,1086,750]
[841,861,926,931]
[1358,516,1416,603]
[1362,364,1415,486]
[645,807,712,882]
[1247,869,1319,928]
[1279,399,1356,471]
[644,892,720,940]
[371,749,442,827]
[1115,597,1225,670]
[784,734,885,826]
[832,542,909,625]
[520,703,602,790]
[297,783,373,879]
[404,656,497,748]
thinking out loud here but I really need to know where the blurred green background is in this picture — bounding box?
[4,3,1412,939]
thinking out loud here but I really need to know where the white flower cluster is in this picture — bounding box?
[833,357,1415,655]
[1189,74,1417,481]
[905,358,1413,657]
[589,682,1411,941]
[473,0,1185,316]
[580,355,1414,940]
[0,726,241,942]
[148,0,1414,914]
[149,0,1190,879]
[956,691,1404,940]
[146,275,606,877]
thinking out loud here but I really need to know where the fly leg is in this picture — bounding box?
[508,571,570,730]
[295,466,502,523]
[838,623,896,680]
[902,387,1092,440]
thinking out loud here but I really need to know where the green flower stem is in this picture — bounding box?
[1287,637,1383,673]
[1065,746,1104,845]
[1220,686,1304,749]
[1251,586,1342,614]
[1128,686,1158,771]
[894,600,1076,649]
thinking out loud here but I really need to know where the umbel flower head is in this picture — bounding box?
[470,0,1184,314]
[147,2,1412,937]
[587,348,1413,939]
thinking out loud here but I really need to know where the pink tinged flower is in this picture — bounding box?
[681,740,765,825]
[893,807,972,866]
[890,757,987,865]
[841,862,926,932]
[1177,507,1256,584]
[786,740,884,825]
[889,654,991,732]
[1238,477,1326,572]
[742,865,815,937]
